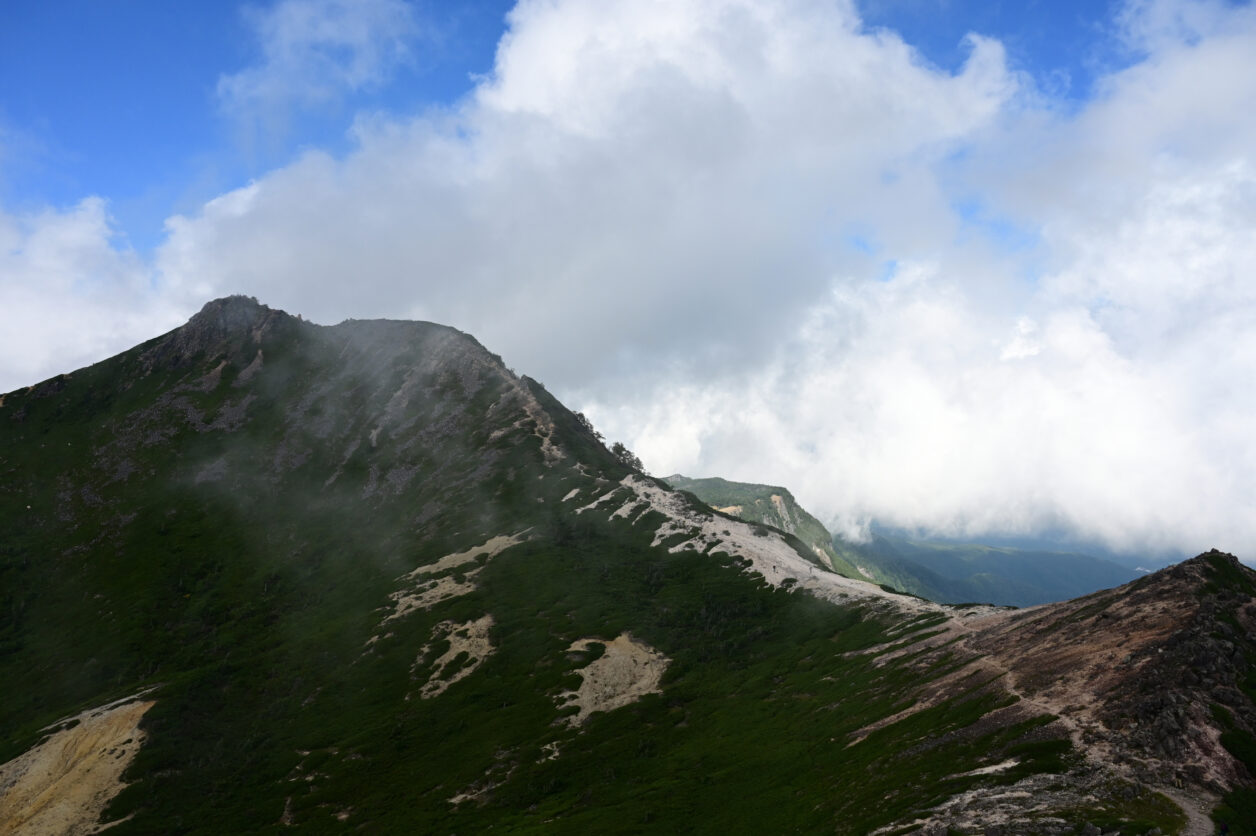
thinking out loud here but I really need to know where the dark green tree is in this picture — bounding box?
[610,441,645,473]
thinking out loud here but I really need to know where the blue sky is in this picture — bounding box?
[3,0,1134,249]
[862,0,1121,93]
[2,0,1255,560]
[1,0,516,248]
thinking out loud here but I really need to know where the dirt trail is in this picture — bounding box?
[1160,788,1215,836]
[0,695,154,835]
[867,574,1230,833]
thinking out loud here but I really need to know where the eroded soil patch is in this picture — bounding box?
[558,634,669,726]
[416,616,496,699]
[383,532,528,625]
[0,694,154,835]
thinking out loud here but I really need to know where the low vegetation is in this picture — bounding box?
[0,298,1248,833]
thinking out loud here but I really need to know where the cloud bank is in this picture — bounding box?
[0,198,190,387]
[5,0,1255,559]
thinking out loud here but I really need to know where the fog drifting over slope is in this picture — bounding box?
[3,0,1255,558]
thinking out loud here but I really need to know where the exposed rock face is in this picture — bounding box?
[142,295,288,371]
[872,550,1256,833]
[972,551,1256,797]
[587,475,945,615]
[662,474,863,577]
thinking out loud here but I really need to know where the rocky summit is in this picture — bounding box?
[2,297,1255,834]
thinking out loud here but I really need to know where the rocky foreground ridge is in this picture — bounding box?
[874,549,1256,834]
[1,297,1254,834]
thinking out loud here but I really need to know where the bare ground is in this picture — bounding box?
[587,475,947,617]
[381,532,529,625]
[416,615,496,699]
[0,694,154,836]
[866,556,1255,832]
[558,633,670,726]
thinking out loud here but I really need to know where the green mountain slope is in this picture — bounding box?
[0,297,1252,834]
[663,474,864,579]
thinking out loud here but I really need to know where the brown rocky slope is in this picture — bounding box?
[879,550,1256,833]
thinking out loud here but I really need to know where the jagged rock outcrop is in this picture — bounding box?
[141,295,289,370]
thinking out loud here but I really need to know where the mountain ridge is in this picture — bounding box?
[2,297,1254,834]
[843,533,1141,607]
[668,471,1142,607]
[662,473,865,579]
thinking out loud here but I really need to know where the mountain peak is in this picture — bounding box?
[181,294,291,347]
[955,550,1256,812]
[190,294,273,329]
[139,295,292,372]
[1131,548,1255,603]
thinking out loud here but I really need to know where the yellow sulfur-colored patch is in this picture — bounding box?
[0,695,154,835]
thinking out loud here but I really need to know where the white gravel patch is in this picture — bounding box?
[417,615,496,699]
[382,532,529,625]
[558,634,670,726]
[605,476,946,617]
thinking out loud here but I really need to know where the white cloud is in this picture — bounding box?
[564,0,1256,559]
[6,0,1256,560]
[217,0,421,143]
[0,198,191,392]
[1117,0,1254,53]
[165,0,1016,387]
[600,248,1252,557]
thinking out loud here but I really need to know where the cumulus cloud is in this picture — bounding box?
[218,0,421,144]
[0,198,191,392]
[8,0,1256,559]
[165,0,1016,387]
[600,235,1254,557]
[581,0,1256,558]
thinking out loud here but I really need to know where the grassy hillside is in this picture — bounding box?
[0,298,1232,833]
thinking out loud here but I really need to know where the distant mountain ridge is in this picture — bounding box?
[668,473,1141,607]
[840,533,1141,607]
[662,474,864,578]
[2,297,1254,833]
